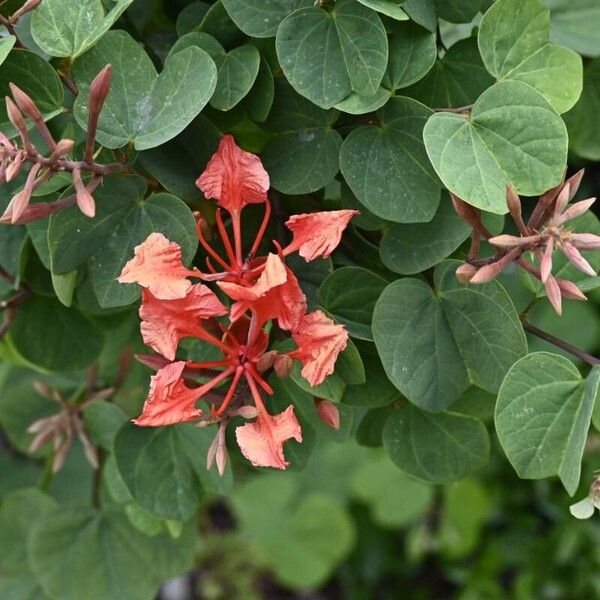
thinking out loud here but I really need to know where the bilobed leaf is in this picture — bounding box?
[478,0,582,113]
[0,48,64,130]
[319,267,388,340]
[262,79,342,194]
[543,0,600,57]
[404,37,493,107]
[424,81,568,214]
[372,261,527,412]
[211,45,260,111]
[334,87,391,115]
[197,0,243,46]
[495,353,600,495]
[73,31,217,150]
[276,0,388,108]
[355,0,408,20]
[340,96,442,223]
[29,507,195,600]
[383,405,490,483]
[9,295,104,372]
[379,195,470,274]
[221,0,312,38]
[31,0,134,58]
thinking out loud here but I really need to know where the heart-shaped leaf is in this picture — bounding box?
[424,81,568,214]
[543,0,600,57]
[73,30,217,150]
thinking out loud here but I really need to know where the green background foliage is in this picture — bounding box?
[1,0,600,598]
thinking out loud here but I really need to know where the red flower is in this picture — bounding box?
[140,285,227,360]
[289,310,349,386]
[117,232,198,299]
[235,405,302,469]
[195,135,269,214]
[283,210,359,261]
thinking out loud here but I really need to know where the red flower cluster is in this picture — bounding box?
[118,136,357,472]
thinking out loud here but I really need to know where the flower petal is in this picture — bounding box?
[283,210,359,261]
[140,285,227,360]
[235,405,302,469]
[133,362,202,426]
[195,134,269,213]
[117,232,198,299]
[289,310,348,387]
[569,497,595,520]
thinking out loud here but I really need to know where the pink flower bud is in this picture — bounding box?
[72,167,96,218]
[6,150,24,181]
[544,275,562,315]
[557,278,587,301]
[556,198,596,225]
[9,83,43,122]
[88,64,112,116]
[488,234,540,248]
[455,263,477,283]
[315,399,340,430]
[552,184,571,220]
[570,233,600,250]
[256,350,277,373]
[470,250,519,284]
[274,354,294,378]
[50,138,74,160]
[540,238,554,283]
[565,169,585,201]
[561,243,597,277]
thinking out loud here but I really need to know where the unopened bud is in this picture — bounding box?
[455,263,478,284]
[88,64,112,117]
[6,162,40,223]
[72,168,96,218]
[556,278,588,302]
[450,193,483,231]
[565,169,584,201]
[230,405,259,419]
[506,186,528,235]
[5,96,30,147]
[5,150,25,181]
[50,138,75,160]
[544,275,562,315]
[315,399,340,430]
[256,350,277,373]
[9,83,43,122]
[274,354,294,378]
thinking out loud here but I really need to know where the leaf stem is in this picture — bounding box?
[522,320,600,366]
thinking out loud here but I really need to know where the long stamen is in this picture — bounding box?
[197,221,230,270]
[213,365,244,416]
[232,209,243,269]
[187,359,233,370]
[196,325,237,355]
[194,366,236,398]
[249,200,271,259]
[205,257,218,274]
[216,208,237,266]
[245,362,273,395]
[244,370,266,413]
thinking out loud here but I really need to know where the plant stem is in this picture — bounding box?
[522,321,600,366]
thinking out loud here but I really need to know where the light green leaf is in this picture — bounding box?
[73,30,217,150]
[211,45,260,111]
[383,405,490,483]
[276,0,388,108]
[319,267,388,340]
[379,194,470,274]
[340,96,441,223]
[334,87,391,115]
[355,0,408,20]
[478,0,582,113]
[221,0,312,38]
[373,261,527,411]
[495,353,600,495]
[31,0,134,59]
[0,36,16,65]
[543,0,600,57]
[424,81,568,214]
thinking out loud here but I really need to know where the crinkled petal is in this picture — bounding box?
[117,232,197,300]
[284,210,359,261]
[235,405,302,469]
[140,285,227,360]
[195,135,269,213]
[133,362,202,426]
[289,310,348,387]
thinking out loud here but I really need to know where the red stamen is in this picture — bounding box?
[213,365,244,416]
[244,370,267,413]
[197,220,231,271]
[187,359,233,370]
[205,257,218,274]
[196,325,237,356]
[216,208,237,266]
[194,365,236,398]
[232,210,243,269]
[245,362,274,395]
[249,200,271,259]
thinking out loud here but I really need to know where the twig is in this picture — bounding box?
[433,104,473,114]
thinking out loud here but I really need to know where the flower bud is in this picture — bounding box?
[5,96,30,147]
[6,150,25,181]
[455,263,477,283]
[9,83,43,122]
[274,354,294,378]
[88,64,112,118]
[315,399,340,430]
[256,350,277,372]
[50,138,75,161]
[72,167,96,218]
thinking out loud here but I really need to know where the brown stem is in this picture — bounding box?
[0,265,15,285]
[433,104,473,114]
[522,321,600,366]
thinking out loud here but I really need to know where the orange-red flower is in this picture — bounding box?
[195,134,269,214]
[140,285,227,360]
[117,232,198,299]
[289,310,349,387]
[283,210,359,261]
[235,405,302,469]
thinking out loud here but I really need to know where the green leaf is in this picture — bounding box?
[334,87,391,115]
[9,295,104,372]
[379,195,470,274]
[351,452,434,528]
[543,0,600,57]
[29,507,195,600]
[30,0,134,58]
[495,353,600,495]
[0,48,63,131]
[340,96,441,223]
[211,45,260,111]
[383,21,437,90]
[434,0,482,23]
[262,78,342,194]
[51,270,77,307]
[355,0,408,20]
[404,37,494,108]
[276,0,388,108]
[478,0,582,113]
[383,405,490,483]
[73,31,217,150]
[221,0,312,38]
[318,267,388,340]
[0,36,16,65]
[424,81,568,214]
[244,56,275,122]
[197,0,243,46]
[402,0,437,31]
[83,400,127,451]
[114,422,231,520]
[373,261,527,411]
